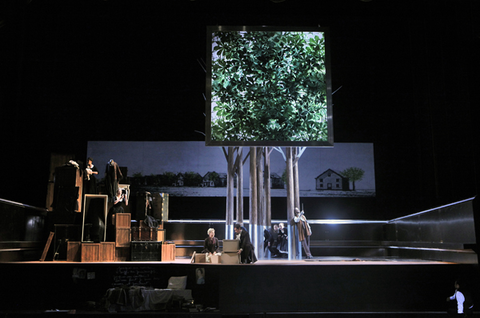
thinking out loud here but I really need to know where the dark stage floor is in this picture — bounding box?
[1,256,478,317]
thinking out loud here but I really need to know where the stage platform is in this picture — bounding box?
[1,197,478,316]
[1,257,479,317]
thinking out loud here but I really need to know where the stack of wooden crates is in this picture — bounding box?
[65,213,131,262]
[130,220,176,261]
[114,213,131,261]
[66,214,176,262]
[67,241,115,262]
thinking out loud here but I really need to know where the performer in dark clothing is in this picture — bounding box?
[268,224,281,257]
[84,157,99,194]
[234,224,257,264]
[277,222,288,253]
[106,188,128,241]
[263,227,271,254]
[202,228,220,255]
[105,159,123,202]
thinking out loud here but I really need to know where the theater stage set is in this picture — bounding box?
[0,194,479,317]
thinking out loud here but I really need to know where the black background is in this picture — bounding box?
[1,0,479,220]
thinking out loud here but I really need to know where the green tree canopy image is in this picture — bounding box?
[210,30,328,143]
[341,167,365,191]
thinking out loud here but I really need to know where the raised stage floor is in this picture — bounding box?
[1,256,479,317]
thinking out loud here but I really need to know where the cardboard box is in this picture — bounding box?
[210,254,221,264]
[193,252,206,263]
[222,239,239,252]
[221,252,240,264]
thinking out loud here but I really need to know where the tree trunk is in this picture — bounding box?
[286,147,296,260]
[249,147,257,229]
[265,147,272,227]
[256,147,265,227]
[236,147,244,225]
[226,147,235,239]
[293,147,300,210]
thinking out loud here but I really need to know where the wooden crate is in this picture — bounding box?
[100,242,115,262]
[155,229,165,242]
[66,241,81,262]
[116,228,131,248]
[81,243,100,262]
[114,213,131,228]
[115,247,130,261]
[161,242,176,261]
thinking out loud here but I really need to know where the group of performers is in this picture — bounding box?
[265,222,288,258]
[201,207,313,263]
[201,225,257,264]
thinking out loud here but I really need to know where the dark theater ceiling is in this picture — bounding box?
[1,0,479,215]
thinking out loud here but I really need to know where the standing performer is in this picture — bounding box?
[234,224,257,264]
[84,157,99,194]
[277,222,288,254]
[294,207,313,259]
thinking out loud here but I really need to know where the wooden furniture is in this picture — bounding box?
[40,232,55,261]
[66,241,81,262]
[114,213,131,261]
[162,242,176,261]
[54,165,83,213]
[81,243,100,262]
[81,194,108,242]
[114,213,131,248]
[131,241,162,261]
[67,241,115,262]
[100,242,115,261]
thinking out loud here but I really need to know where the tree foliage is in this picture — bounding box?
[183,171,203,187]
[210,31,328,142]
[340,167,365,191]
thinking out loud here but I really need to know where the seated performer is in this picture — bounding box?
[202,228,220,255]
[268,224,281,257]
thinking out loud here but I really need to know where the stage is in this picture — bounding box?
[1,256,478,317]
[1,196,479,316]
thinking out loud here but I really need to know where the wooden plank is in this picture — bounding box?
[40,232,54,261]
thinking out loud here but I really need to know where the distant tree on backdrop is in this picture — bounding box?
[340,167,365,191]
